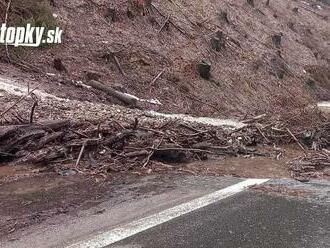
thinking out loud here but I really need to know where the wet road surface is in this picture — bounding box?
[110,190,330,248]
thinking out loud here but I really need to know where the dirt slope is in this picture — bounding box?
[1,0,330,118]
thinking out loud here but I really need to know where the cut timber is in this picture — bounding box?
[0,120,72,162]
[19,146,69,164]
[0,120,70,140]
[86,80,137,107]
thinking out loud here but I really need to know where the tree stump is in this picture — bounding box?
[53,58,67,72]
[105,8,117,22]
[272,34,282,48]
[247,0,255,7]
[127,0,152,17]
[219,11,230,24]
[211,35,226,52]
[197,61,211,80]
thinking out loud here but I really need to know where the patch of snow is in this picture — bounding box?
[46,73,56,76]
[318,102,330,108]
[0,77,68,102]
[123,93,162,105]
[146,111,245,129]
[76,81,92,89]
[1,76,244,129]
[317,102,330,114]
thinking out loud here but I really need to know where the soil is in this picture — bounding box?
[0,0,329,118]
[184,145,304,178]
[250,184,315,197]
[0,173,118,237]
[0,143,303,238]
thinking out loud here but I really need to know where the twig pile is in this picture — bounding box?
[1,114,329,180]
[290,151,330,181]
[289,122,330,181]
[0,117,274,174]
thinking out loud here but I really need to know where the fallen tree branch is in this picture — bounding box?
[158,16,170,33]
[143,138,163,168]
[286,128,306,153]
[150,68,165,86]
[151,3,190,37]
[86,80,137,107]
[113,54,126,77]
[4,0,12,63]
[0,84,41,119]
[29,94,38,124]
[75,141,86,167]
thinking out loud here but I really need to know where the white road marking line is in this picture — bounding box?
[67,178,269,248]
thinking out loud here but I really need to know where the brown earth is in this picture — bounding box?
[0,149,296,238]
[0,0,329,118]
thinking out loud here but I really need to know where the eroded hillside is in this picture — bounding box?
[0,0,329,118]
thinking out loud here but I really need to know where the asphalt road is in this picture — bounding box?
[110,190,330,248]
[2,176,329,248]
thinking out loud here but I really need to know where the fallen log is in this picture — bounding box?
[18,146,69,164]
[35,131,65,149]
[86,80,137,107]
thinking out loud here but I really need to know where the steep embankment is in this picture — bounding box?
[1,0,330,118]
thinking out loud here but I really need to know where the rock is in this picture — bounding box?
[197,60,211,80]
[59,169,78,177]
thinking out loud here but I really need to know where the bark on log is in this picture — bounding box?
[86,80,137,107]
